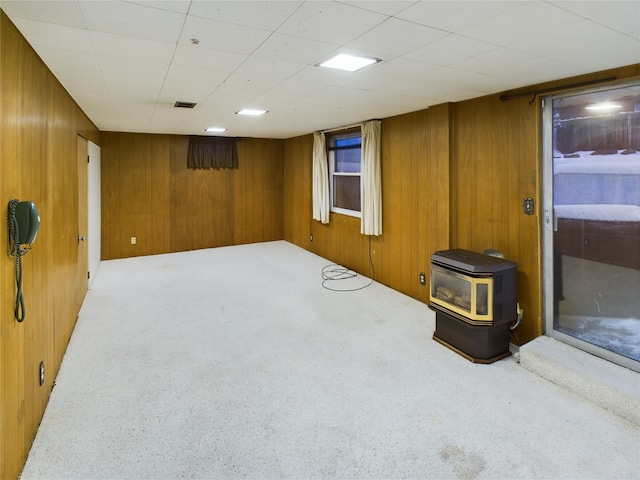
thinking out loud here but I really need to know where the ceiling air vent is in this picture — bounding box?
[174,101,197,109]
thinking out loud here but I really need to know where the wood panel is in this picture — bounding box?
[101,134,284,259]
[452,95,535,338]
[1,11,99,479]
[283,105,452,306]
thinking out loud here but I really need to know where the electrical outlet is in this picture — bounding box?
[131,236,137,245]
[309,233,313,241]
[419,272,426,286]
[39,361,45,386]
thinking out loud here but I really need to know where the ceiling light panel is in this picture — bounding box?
[237,109,267,116]
[319,53,381,72]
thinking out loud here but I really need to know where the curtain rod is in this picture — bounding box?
[321,119,382,134]
[499,77,617,105]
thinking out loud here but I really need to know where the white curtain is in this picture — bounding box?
[360,120,382,235]
[312,131,330,224]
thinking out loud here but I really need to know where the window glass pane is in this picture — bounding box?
[335,147,361,173]
[550,83,640,365]
[335,137,361,148]
[333,175,361,211]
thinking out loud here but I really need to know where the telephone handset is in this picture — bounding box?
[7,199,40,322]
[9,200,40,247]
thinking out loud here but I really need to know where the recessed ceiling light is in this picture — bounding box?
[585,103,622,111]
[236,109,267,116]
[318,53,381,72]
[205,127,226,133]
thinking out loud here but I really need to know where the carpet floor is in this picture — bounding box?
[21,241,640,479]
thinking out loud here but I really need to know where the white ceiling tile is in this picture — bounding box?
[288,65,353,87]
[110,101,156,119]
[251,33,338,64]
[201,84,261,110]
[268,79,327,97]
[103,75,164,100]
[347,17,449,57]
[277,1,386,44]
[179,15,271,55]
[396,1,521,32]
[338,1,416,16]
[171,44,246,72]
[188,1,303,30]
[371,57,440,81]
[459,2,584,46]
[79,1,185,42]
[69,93,114,108]
[222,72,283,93]
[451,47,536,74]
[406,34,497,66]
[249,90,299,108]
[455,48,584,84]
[31,46,101,71]
[52,68,108,95]
[376,79,440,99]
[6,18,93,53]
[419,84,482,103]
[90,31,175,63]
[314,85,368,101]
[99,56,169,79]
[355,91,435,117]
[415,66,515,93]
[164,65,229,85]
[148,107,193,126]
[234,56,307,80]
[513,20,640,70]
[550,1,640,35]
[125,1,191,15]
[157,80,216,104]
[338,71,396,91]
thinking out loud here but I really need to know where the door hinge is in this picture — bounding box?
[87,271,90,279]
[87,155,90,163]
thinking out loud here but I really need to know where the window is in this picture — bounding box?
[328,129,361,217]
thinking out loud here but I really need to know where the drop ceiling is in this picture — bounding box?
[1,0,639,139]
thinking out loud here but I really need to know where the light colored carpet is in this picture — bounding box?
[22,241,640,479]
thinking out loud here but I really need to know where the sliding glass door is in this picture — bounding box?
[542,82,640,371]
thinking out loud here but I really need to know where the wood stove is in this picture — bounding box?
[429,249,517,363]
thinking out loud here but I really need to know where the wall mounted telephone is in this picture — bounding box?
[7,199,40,322]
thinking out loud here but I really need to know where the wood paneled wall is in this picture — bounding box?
[1,11,99,479]
[101,133,284,259]
[284,104,451,305]
[451,93,541,343]
[451,65,640,344]
[284,66,640,346]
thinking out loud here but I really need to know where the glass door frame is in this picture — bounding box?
[541,80,640,373]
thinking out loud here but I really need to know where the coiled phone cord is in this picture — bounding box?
[8,199,27,322]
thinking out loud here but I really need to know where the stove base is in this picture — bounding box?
[433,310,511,363]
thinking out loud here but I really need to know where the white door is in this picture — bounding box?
[88,141,101,288]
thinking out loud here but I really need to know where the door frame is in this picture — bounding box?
[541,83,640,373]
